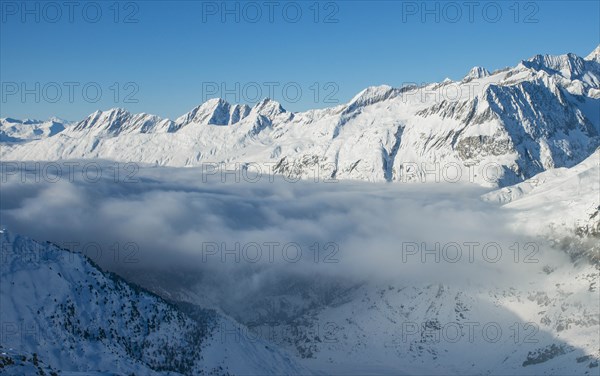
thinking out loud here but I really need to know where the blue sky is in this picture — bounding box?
[1,0,599,121]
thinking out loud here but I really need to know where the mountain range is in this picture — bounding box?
[2,46,599,187]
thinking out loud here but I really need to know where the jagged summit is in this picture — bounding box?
[73,108,173,135]
[520,52,591,80]
[464,66,490,80]
[176,98,251,126]
[252,98,286,117]
[168,97,287,128]
[347,85,399,111]
[350,85,394,101]
[585,44,600,62]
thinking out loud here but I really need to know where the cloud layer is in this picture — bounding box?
[1,161,569,294]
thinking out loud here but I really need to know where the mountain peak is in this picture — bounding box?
[464,66,490,80]
[72,108,173,135]
[521,52,587,80]
[48,116,70,124]
[347,85,398,111]
[102,107,130,116]
[203,97,230,108]
[176,98,254,126]
[585,44,600,62]
[252,98,285,117]
[350,84,393,100]
[75,108,130,129]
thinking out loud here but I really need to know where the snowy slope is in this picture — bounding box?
[242,273,599,375]
[0,229,307,375]
[484,149,600,263]
[129,245,600,375]
[2,46,599,187]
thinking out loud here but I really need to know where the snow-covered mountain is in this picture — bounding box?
[0,117,71,143]
[71,108,175,136]
[0,229,306,375]
[586,45,600,63]
[2,46,599,187]
[464,66,491,80]
[232,270,599,375]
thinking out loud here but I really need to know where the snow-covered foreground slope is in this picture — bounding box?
[2,47,599,187]
[0,229,307,375]
[133,262,599,375]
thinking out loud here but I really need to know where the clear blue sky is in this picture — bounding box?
[1,0,599,121]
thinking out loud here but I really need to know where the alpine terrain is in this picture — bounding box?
[0,46,599,375]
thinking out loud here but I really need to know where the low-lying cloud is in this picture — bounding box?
[0,161,571,309]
